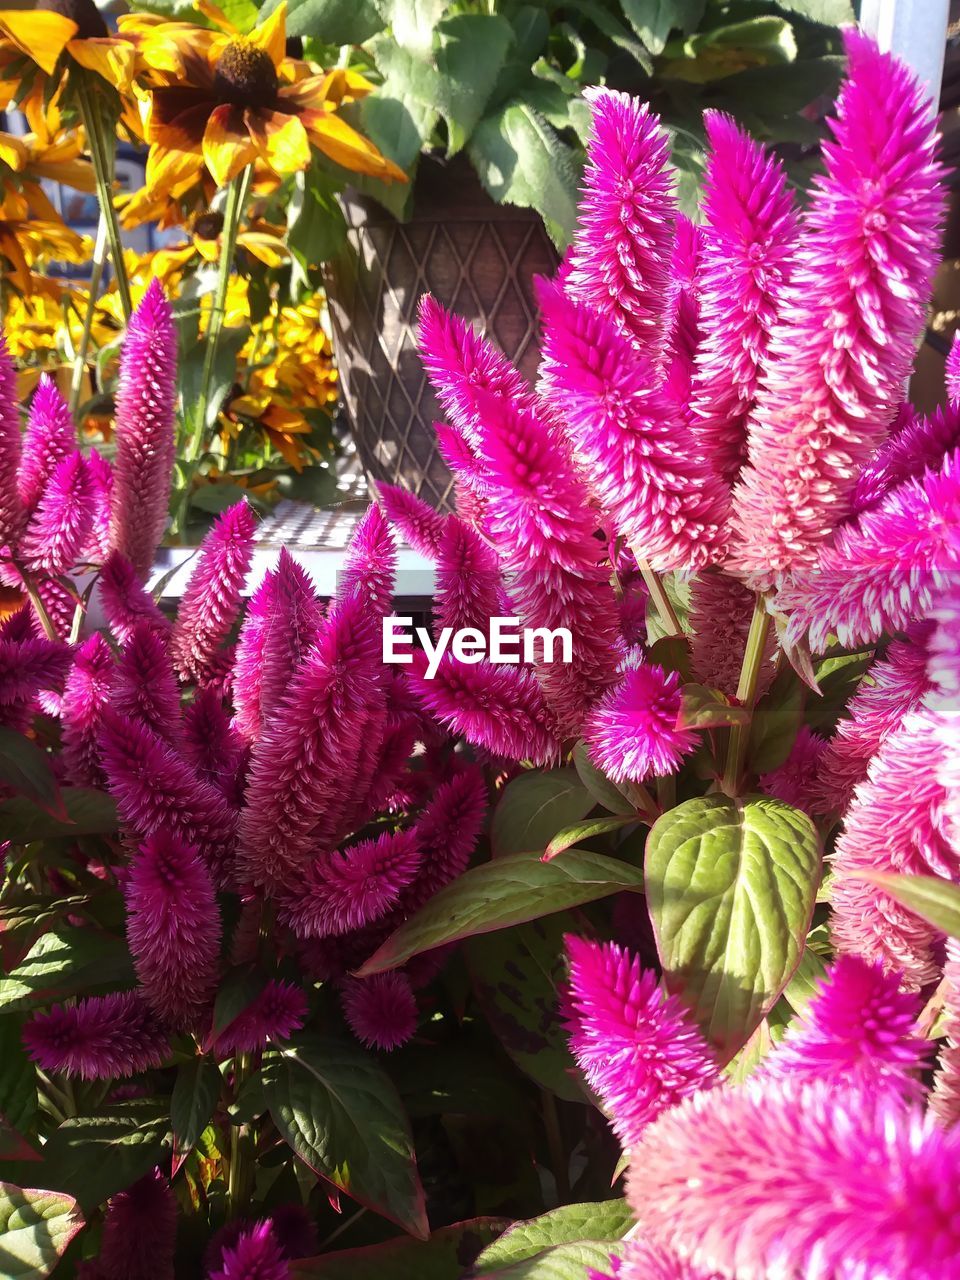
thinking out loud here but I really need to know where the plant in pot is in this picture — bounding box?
[277,0,851,507]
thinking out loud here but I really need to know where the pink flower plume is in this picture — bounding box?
[563,87,675,355]
[126,830,221,1030]
[627,1080,960,1279]
[171,501,256,686]
[338,502,395,615]
[209,1220,288,1280]
[565,936,718,1149]
[852,402,960,516]
[434,517,504,634]
[375,482,445,556]
[0,336,23,546]
[97,1169,176,1280]
[232,548,323,742]
[113,622,182,744]
[757,725,826,810]
[931,939,960,1127]
[0,634,71,710]
[20,450,96,576]
[584,662,696,784]
[85,450,114,562]
[342,972,418,1051]
[948,331,960,409]
[401,766,487,908]
[23,991,170,1079]
[62,632,115,787]
[690,111,797,486]
[183,686,246,805]
[213,980,307,1055]
[688,569,775,698]
[592,1244,720,1280]
[731,32,945,577]
[97,550,171,644]
[661,214,701,415]
[108,280,178,579]
[18,374,76,512]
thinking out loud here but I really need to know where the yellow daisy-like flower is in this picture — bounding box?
[0,0,136,93]
[125,1,407,194]
[147,210,290,286]
[0,190,89,291]
[0,127,94,228]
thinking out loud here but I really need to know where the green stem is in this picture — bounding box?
[76,74,131,322]
[541,1090,569,1203]
[227,1052,255,1215]
[722,594,771,795]
[632,552,682,637]
[70,215,108,417]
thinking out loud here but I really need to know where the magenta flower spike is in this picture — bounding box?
[113,622,183,744]
[931,938,960,1127]
[85,450,114,562]
[592,1244,720,1280]
[400,766,487,909]
[284,828,422,939]
[563,87,675,356]
[62,632,115,787]
[0,634,72,711]
[100,709,238,884]
[232,548,323,743]
[20,450,96,576]
[183,686,247,805]
[0,336,22,547]
[731,32,945,578]
[212,980,307,1055]
[779,448,960,652]
[538,281,728,571]
[434,517,504,634]
[584,662,697,784]
[626,1079,960,1279]
[23,991,170,1079]
[170,500,256,686]
[208,1221,288,1280]
[338,502,395,615]
[688,570,776,698]
[661,214,702,415]
[126,830,221,1030]
[690,111,797,487]
[18,374,76,512]
[375,482,446,556]
[406,651,561,766]
[948,332,960,409]
[108,280,178,579]
[97,1169,177,1280]
[811,623,932,816]
[852,402,960,516]
[565,936,718,1150]
[97,550,171,644]
[238,591,382,890]
[761,954,930,1100]
[342,971,418,1051]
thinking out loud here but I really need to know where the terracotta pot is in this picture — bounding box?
[324,153,559,510]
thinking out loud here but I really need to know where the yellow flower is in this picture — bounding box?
[0,0,136,93]
[125,1,407,194]
[0,190,89,291]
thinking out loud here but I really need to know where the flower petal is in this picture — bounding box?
[203,104,257,186]
[67,37,136,91]
[0,10,77,74]
[249,1,286,67]
[299,108,407,182]
[245,108,309,176]
[0,131,26,171]
[237,231,289,267]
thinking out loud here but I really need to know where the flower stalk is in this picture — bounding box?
[75,72,132,323]
[722,594,772,793]
[70,214,108,417]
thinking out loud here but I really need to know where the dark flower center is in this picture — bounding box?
[193,211,224,240]
[213,40,278,108]
[37,0,108,39]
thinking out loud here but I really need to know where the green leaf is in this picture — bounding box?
[263,0,383,41]
[361,38,440,171]
[287,161,348,272]
[171,1059,221,1173]
[473,1239,626,1278]
[492,769,594,856]
[190,483,249,515]
[434,15,514,154]
[782,940,828,1015]
[772,0,853,22]
[221,0,259,32]
[262,1033,428,1238]
[358,849,645,976]
[0,787,117,841]
[474,1200,633,1271]
[0,929,135,1015]
[384,0,451,53]
[0,1183,82,1278]
[856,872,960,941]
[468,102,580,250]
[678,684,750,730]
[0,1019,37,1156]
[465,915,582,1101]
[572,741,645,817]
[290,1219,509,1278]
[42,1102,169,1213]
[620,0,705,54]
[646,794,821,1057]
[746,667,804,773]
[211,968,268,1040]
[544,815,634,862]
[180,324,249,435]
[0,730,62,819]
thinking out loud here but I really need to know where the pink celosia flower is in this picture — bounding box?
[183,686,246,806]
[692,112,796,486]
[337,503,395,614]
[170,501,256,686]
[811,622,933,816]
[23,991,170,1079]
[830,711,952,988]
[760,954,930,1100]
[661,215,701,416]
[108,280,178,579]
[584,663,696,784]
[400,766,487,909]
[931,938,960,1127]
[97,1169,176,1280]
[417,293,533,443]
[113,623,182,744]
[538,281,728,570]
[126,830,221,1030]
[688,569,775,698]
[284,828,422,939]
[62,632,115,787]
[85,449,114,562]
[213,980,307,1055]
[778,448,960,651]
[237,592,382,890]
[563,87,674,356]
[375,482,445,556]
[0,336,22,546]
[209,1220,288,1280]
[434,517,504,634]
[406,651,560,765]
[565,936,718,1149]
[627,1079,960,1280]
[100,710,238,883]
[341,972,418,1051]
[18,374,76,512]
[757,725,827,809]
[731,32,944,577]
[435,421,489,524]
[0,634,71,710]
[591,1243,721,1280]
[232,548,323,742]
[20,450,96,575]
[852,402,960,516]
[948,331,960,409]
[97,550,170,644]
